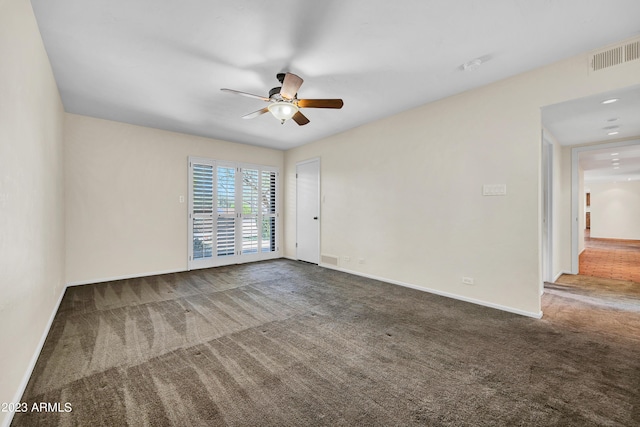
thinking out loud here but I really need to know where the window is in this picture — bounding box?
[188,157,279,269]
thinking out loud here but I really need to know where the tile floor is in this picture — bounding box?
[579,230,640,283]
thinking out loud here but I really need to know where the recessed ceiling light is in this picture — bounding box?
[603,125,619,130]
[612,162,620,166]
[602,98,619,104]
[612,158,620,161]
[613,166,620,169]
[611,153,619,156]
[607,118,619,122]
[608,131,619,135]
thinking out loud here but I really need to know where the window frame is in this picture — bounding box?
[188,156,280,270]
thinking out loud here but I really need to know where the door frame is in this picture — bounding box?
[570,138,640,273]
[541,132,554,287]
[296,157,321,263]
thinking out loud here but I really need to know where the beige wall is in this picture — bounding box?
[590,181,640,240]
[285,49,640,317]
[0,0,65,424]
[64,114,284,284]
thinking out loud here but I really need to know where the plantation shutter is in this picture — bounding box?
[188,157,279,270]
[190,160,215,261]
[216,165,237,257]
[261,170,277,252]
[242,168,260,254]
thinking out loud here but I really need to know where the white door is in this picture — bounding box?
[296,159,320,264]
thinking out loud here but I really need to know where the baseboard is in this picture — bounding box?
[66,268,185,287]
[319,263,543,319]
[553,271,571,283]
[68,257,301,287]
[283,256,297,261]
[2,286,66,427]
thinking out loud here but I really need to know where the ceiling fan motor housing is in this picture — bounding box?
[269,87,283,99]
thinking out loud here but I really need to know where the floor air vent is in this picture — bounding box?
[320,254,339,266]
[590,37,640,72]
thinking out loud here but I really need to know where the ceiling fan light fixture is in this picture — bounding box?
[223,73,342,126]
[268,101,298,123]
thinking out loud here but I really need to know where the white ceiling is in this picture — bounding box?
[542,85,640,183]
[31,0,640,150]
[542,85,640,147]
[579,143,640,184]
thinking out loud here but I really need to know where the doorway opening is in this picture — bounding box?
[571,140,640,278]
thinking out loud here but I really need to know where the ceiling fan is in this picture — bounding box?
[221,72,343,126]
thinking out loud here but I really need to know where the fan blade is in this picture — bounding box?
[297,99,343,109]
[280,73,303,100]
[292,111,310,126]
[221,88,269,102]
[242,107,269,119]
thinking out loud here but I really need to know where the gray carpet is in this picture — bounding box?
[12,259,640,426]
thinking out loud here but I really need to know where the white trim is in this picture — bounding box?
[541,132,554,285]
[3,287,66,427]
[553,270,571,283]
[295,157,321,167]
[571,138,640,273]
[66,268,185,287]
[319,263,543,319]
[186,156,196,271]
[571,147,578,273]
[189,252,281,271]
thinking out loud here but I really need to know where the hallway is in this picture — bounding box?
[579,230,640,283]
[547,231,640,339]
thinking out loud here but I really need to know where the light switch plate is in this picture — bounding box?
[483,184,507,196]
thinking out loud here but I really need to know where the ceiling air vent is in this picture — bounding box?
[626,39,640,62]
[590,37,640,72]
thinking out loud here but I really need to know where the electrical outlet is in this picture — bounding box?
[344,256,351,262]
[358,258,365,264]
[462,277,474,285]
